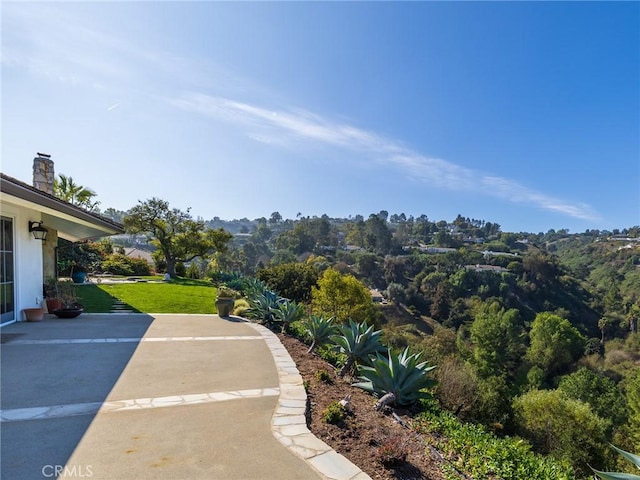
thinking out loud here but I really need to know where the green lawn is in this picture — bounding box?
[76,278,218,314]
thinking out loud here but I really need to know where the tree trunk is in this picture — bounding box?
[166,257,176,278]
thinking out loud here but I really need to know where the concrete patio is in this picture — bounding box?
[0,314,370,480]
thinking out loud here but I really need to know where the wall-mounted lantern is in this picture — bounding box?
[28,221,48,241]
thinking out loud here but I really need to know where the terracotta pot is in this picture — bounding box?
[23,308,45,322]
[45,298,62,313]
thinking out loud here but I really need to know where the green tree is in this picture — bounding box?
[363,214,392,255]
[252,217,272,243]
[257,262,319,303]
[124,198,232,277]
[470,302,525,379]
[311,268,377,323]
[53,174,100,211]
[355,252,384,287]
[558,367,627,427]
[430,282,453,321]
[526,312,585,378]
[269,211,282,225]
[627,368,640,452]
[513,389,610,475]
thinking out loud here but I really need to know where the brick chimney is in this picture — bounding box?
[33,152,54,195]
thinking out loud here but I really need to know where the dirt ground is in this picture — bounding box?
[278,333,450,480]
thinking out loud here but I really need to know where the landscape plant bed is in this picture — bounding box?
[277,333,448,480]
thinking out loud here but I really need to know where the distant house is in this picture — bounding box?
[402,244,457,254]
[482,250,519,258]
[124,247,154,264]
[610,236,640,243]
[465,264,509,274]
[462,236,485,244]
[0,154,124,325]
[370,289,385,303]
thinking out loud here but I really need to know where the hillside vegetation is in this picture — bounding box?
[96,209,639,477]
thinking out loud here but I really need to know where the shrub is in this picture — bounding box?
[256,262,319,303]
[316,344,345,367]
[232,299,250,316]
[558,367,627,427]
[175,262,186,276]
[101,254,134,276]
[434,357,479,419]
[415,407,574,480]
[315,369,331,383]
[104,253,152,276]
[375,435,409,466]
[311,268,377,324]
[286,320,308,341]
[512,388,610,476]
[128,256,151,275]
[322,401,346,424]
[186,262,201,279]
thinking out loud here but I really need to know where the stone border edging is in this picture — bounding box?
[245,321,372,480]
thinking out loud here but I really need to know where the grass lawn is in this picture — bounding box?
[76,278,218,314]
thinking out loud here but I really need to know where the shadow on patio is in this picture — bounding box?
[0,314,154,479]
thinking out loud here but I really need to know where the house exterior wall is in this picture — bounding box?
[0,201,45,323]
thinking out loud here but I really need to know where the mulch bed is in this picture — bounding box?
[277,333,450,480]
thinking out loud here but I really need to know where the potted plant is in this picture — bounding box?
[57,241,98,283]
[70,263,87,284]
[22,307,45,322]
[52,280,84,318]
[43,277,62,313]
[215,285,238,317]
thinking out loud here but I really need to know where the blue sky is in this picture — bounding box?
[2,1,638,233]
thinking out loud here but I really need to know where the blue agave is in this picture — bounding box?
[354,347,437,408]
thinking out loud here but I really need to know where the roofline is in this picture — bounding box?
[1,173,124,234]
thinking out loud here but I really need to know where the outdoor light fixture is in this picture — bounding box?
[28,221,48,241]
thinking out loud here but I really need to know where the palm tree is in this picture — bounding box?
[53,174,99,211]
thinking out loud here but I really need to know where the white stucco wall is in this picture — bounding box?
[0,202,44,322]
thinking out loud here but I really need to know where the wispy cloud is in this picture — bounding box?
[169,93,600,221]
[3,2,599,222]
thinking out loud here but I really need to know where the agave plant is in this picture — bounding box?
[245,290,281,326]
[354,347,437,409]
[242,277,270,297]
[331,319,385,377]
[591,445,640,480]
[272,300,305,332]
[304,315,338,354]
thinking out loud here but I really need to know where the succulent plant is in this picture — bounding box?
[591,445,640,480]
[353,347,437,408]
[242,277,269,297]
[272,300,305,332]
[245,290,281,326]
[304,315,338,354]
[331,319,385,377]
